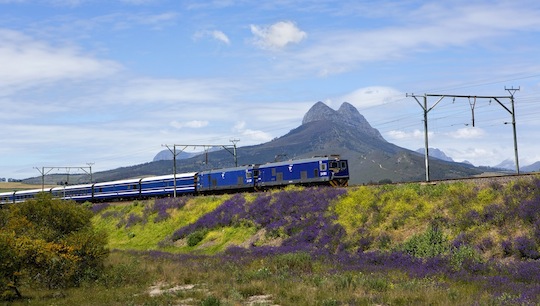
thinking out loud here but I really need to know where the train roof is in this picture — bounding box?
[140,172,197,181]
[51,183,93,192]
[92,177,142,186]
[259,156,345,168]
[13,188,46,195]
[199,165,256,174]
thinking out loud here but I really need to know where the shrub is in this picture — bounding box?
[90,202,111,214]
[450,245,484,272]
[187,229,209,247]
[402,225,448,258]
[0,193,109,299]
[201,296,221,306]
[514,236,540,260]
[501,240,513,257]
[269,252,312,274]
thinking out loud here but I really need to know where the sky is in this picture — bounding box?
[2,0,540,179]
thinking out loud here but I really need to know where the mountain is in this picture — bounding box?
[415,148,454,162]
[24,102,484,185]
[153,150,198,162]
[495,159,516,171]
[522,162,540,172]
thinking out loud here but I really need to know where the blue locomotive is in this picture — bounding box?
[0,156,349,204]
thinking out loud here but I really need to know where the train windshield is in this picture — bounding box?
[329,160,347,171]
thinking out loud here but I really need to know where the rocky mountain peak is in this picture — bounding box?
[301,101,336,124]
[302,101,386,141]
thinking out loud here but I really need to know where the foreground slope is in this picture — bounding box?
[89,175,540,304]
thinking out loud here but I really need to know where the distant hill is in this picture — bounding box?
[415,148,454,162]
[25,101,485,185]
[495,159,516,171]
[153,150,198,162]
[522,162,540,173]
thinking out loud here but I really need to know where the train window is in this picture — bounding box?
[246,172,252,179]
[272,168,276,176]
[320,163,327,171]
[253,170,259,177]
[340,161,347,169]
[314,169,319,177]
[329,161,338,168]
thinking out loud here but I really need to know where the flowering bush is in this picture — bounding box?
[169,187,347,253]
[514,236,540,260]
[150,196,191,223]
[90,202,110,214]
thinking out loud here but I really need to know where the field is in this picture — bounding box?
[0,182,55,192]
[7,176,540,305]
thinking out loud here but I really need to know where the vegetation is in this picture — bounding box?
[5,176,540,305]
[0,193,108,301]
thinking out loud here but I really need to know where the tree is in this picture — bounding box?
[0,193,109,300]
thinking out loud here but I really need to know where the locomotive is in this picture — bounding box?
[0,156,349,204]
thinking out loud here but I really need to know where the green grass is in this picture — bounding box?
[92,195,226,251]
[9,250,505,306]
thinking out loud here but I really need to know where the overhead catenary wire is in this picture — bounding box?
[406,87,520,182]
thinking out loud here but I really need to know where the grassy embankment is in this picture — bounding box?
[13,177,540,305]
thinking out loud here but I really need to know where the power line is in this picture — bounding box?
[161,142,240,197]
[406,87,520,181]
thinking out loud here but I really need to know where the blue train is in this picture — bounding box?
[0,156,349,204]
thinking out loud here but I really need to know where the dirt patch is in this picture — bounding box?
[240,228,284,248]
[246,294,277,305]
[148,283,199,297]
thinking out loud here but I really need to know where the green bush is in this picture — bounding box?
[401,225,449,258]
[0,193,109,299]
[187,229,209,247]
[450,245,484,271]
[270,251,313,274]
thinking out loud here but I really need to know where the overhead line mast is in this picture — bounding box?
[161,140,239,198]
[406,87,520,182]
[34,165,93,191]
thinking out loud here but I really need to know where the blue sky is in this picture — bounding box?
[2,0,540,179]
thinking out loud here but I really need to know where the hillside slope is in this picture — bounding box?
[92,175,540,261]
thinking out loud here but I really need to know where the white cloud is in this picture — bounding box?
[233,121,273,142]
[234,121,246,130]
[106,78,237,104]
[448,147,502,166]
[211,30,230,45]
[194,30,231,45]
[386,129,427,140]
[170,120,209,129]
[340,86,404,109]
[250,21,307,50]
[0,29,120,91]
[446,127,485,139]
[241,129,273,142]
[277,3,540,76]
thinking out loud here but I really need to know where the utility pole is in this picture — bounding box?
[405,94,445,182]
[34,165,93,192]
[505,87,520,174]
[407,88,520,181]
[162,144,187,198]
[161,142,240,197]
[229,138,240,167]
[86,162,94,183]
